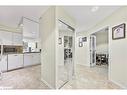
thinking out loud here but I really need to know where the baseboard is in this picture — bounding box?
[41,78,54,89]
[77,63,90,67]
[109,79,127,89]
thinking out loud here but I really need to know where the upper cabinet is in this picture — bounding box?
[0,30,13,45]
[23,18,39,40]
[12,33,23,46]
[0,30,23,45]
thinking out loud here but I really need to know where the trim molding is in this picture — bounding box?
[109,79,127,89]
[76,63,90,67]
[41,78,54,89]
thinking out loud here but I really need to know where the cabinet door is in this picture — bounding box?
[0,31,13,45]
[32,53,41,65]
[12,33,23,46]
[23,19,39,39]
[0,55,7,72]
[23,53,33,66]
[8,54,23,70]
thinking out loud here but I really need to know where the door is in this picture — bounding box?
[23,53,33,67]
[33,53,41,65]
[90,35,96,67]
[57,20,75,89]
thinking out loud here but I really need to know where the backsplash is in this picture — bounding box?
[1,45,23,54]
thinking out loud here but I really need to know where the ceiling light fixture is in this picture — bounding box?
[91,6,99,12]
[18,23,23,27]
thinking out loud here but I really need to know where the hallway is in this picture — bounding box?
[62,64,120,89]
[0,64,121,89]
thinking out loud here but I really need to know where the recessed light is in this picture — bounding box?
[20,23,24,27]
[91,6,99,12]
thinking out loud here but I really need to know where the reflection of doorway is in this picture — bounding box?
[90,27,109,75]
[57,20,75,89]
[90,35,96,67]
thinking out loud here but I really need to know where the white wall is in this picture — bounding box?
[57,7,76,28]
[95,29,108,54]
[80,7,127,88]
[75,36,90,66]
[40,7,56,89]
[96,44,108,54]
[40,6,75,89]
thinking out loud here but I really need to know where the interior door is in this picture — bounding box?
[90,35,96,67]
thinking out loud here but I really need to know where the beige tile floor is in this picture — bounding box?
[58,65,68,88]
[0,65,49,89]
[0,64,121,89]
[61,64,121,89]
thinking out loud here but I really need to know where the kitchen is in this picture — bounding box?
[0,7,43,82]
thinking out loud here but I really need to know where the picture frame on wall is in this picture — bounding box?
[58,37,62,44]
[82,37,87,42]
[79,37,83,47]
[112,23,126,40]
[79,42,83,47]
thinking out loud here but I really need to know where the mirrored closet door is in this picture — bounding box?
[57,20,75,89]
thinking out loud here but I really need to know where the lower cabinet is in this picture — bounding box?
[23,53,41,67]
[0,53,40,71]
[23,53,33,67]
[32,53,41,65]
[8,54,23,70]
[0,55,7,72]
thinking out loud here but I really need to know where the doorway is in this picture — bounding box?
[57,20,75,89]
[90,27,109,76]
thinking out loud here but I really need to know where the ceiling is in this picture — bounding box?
[63,6,120,32]
[0,6,49,28]
[0,6,120,32]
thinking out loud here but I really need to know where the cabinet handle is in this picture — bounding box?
[14,55,18,56]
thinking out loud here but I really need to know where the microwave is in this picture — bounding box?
[4,47,17,53]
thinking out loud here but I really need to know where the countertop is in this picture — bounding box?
[2,52,41,55]
[23,52,41,54]
[3,52,23,55]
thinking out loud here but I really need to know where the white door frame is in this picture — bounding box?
[90,35,96,67]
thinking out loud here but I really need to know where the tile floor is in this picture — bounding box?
[0,65,49,89]
[62,64,121,89]
[0,64,121,89]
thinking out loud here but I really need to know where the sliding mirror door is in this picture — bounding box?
[57,20,75,89]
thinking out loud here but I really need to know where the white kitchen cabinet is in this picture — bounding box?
[0,55,7,72]
[23,18,39,39]
[32,53,41,65]
[0,31,13,45]
[23,53,33,67]
[0,31,23,45]
[23,53,41,67]
[12,33,23,46]
[8,54,23,70]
